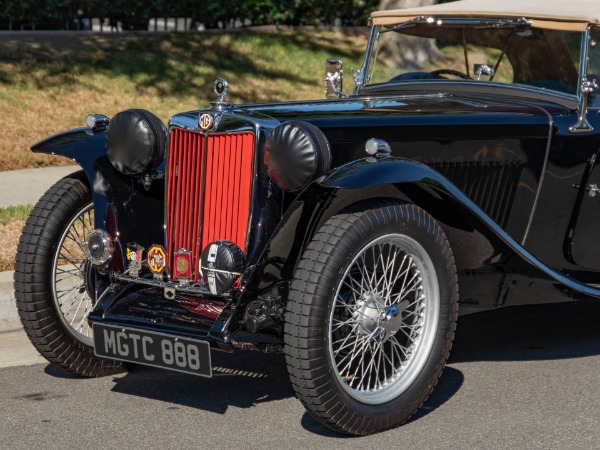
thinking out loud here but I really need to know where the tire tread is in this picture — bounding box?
[14,174,124,377]
[284,202,458,435]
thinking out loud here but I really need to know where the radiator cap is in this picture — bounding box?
[200,241,245,295]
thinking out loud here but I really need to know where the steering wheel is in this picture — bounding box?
[430,69,473,80]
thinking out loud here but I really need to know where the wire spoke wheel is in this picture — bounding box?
[285,203,457,435]
[329,234,439,404]
[51,202,95,345]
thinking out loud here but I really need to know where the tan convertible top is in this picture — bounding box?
[371,0,600,32]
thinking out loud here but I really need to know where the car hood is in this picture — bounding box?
[226,93,560,144]
[237,94,565,129]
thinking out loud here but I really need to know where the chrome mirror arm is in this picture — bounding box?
[569,77,598,133]
[324,58,348,98]
[570,27,596,134]
[325,73,349,98]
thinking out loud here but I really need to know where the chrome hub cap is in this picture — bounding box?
[328,234,440,405]
[353,293,382,336]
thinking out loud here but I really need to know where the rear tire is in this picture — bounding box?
[14,173,124,377]
[285,202,458,435]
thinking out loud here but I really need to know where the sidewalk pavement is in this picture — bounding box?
[0,165,78,334]
[0,165,78,208]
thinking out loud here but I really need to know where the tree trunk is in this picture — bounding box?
[378,0,440,69]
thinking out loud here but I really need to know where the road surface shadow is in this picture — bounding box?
[450,301,600,363]
[41,300,600,435]
[109,349,294,415]
[301,301,600,435]
[300,366,465,437]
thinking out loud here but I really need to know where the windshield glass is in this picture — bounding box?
[365,22,582,96]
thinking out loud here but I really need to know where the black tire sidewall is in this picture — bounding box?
[288,204,457,430]
[15,174,124,376]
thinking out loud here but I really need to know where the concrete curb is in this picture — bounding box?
[0,271,19,332]
[1,165,80,332]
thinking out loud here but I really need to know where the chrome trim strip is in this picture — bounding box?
[520,105,554,246]
[355,24,379,93]
[382,16,532,32]
[360,80,580,105]
[244,122,261,254]
[113,272,224,296]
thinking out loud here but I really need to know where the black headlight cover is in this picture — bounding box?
[106,109,167,176]
[200,241,245,295]
[264,120,332,192]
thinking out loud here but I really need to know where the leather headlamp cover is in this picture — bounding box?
[106,109,167,176]
[264,121,332,192]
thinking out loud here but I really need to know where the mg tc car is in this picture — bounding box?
[14,0,600,435]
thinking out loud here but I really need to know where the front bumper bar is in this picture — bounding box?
[88,280,240,352]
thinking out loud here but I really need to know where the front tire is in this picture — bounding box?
[285,202,458,435]
[14,173,124,377]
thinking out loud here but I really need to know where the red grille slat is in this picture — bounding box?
[203,137,215,246]
[215,136,225,243]
[166,129,254,281]
[238,134,254,247]
[166,129,177,251]
[191,132,203,266]
[222,136,235,236]
[180,132,188,251]
[230,135,240,240]
[201,132,255,255]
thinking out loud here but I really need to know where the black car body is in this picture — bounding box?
[16,0,600,436]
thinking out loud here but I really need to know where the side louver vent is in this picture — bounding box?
[429,161,523,228]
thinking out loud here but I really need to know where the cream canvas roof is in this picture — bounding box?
[371,0,600,31]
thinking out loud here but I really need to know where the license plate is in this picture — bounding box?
[93,323,212,377]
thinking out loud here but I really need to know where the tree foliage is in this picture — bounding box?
[0,0,380,30]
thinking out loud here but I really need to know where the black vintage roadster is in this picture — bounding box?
[14,0,600,436]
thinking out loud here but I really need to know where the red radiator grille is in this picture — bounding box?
[166,129,255,280]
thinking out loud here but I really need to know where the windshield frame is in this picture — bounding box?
[354,16,590,105]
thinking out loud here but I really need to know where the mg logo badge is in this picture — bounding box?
[199,113,213,131]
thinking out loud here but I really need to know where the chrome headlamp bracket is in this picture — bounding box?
[85,114,110,133]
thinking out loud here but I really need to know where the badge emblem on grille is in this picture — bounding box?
[126,243,144,278]
[147,245,167,276]
[199,113,213,131]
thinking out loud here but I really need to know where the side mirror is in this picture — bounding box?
[325,59,346,98]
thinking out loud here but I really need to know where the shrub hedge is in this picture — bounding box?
[0,0,379,30]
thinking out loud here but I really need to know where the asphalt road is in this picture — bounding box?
[3,301,600,449]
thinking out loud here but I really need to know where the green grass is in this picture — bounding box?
[0,30,368,171]
[0,205,33,225]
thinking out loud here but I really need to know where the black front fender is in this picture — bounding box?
[32,128,107,180]
[31,128,164,271]
[246,157,600,301]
